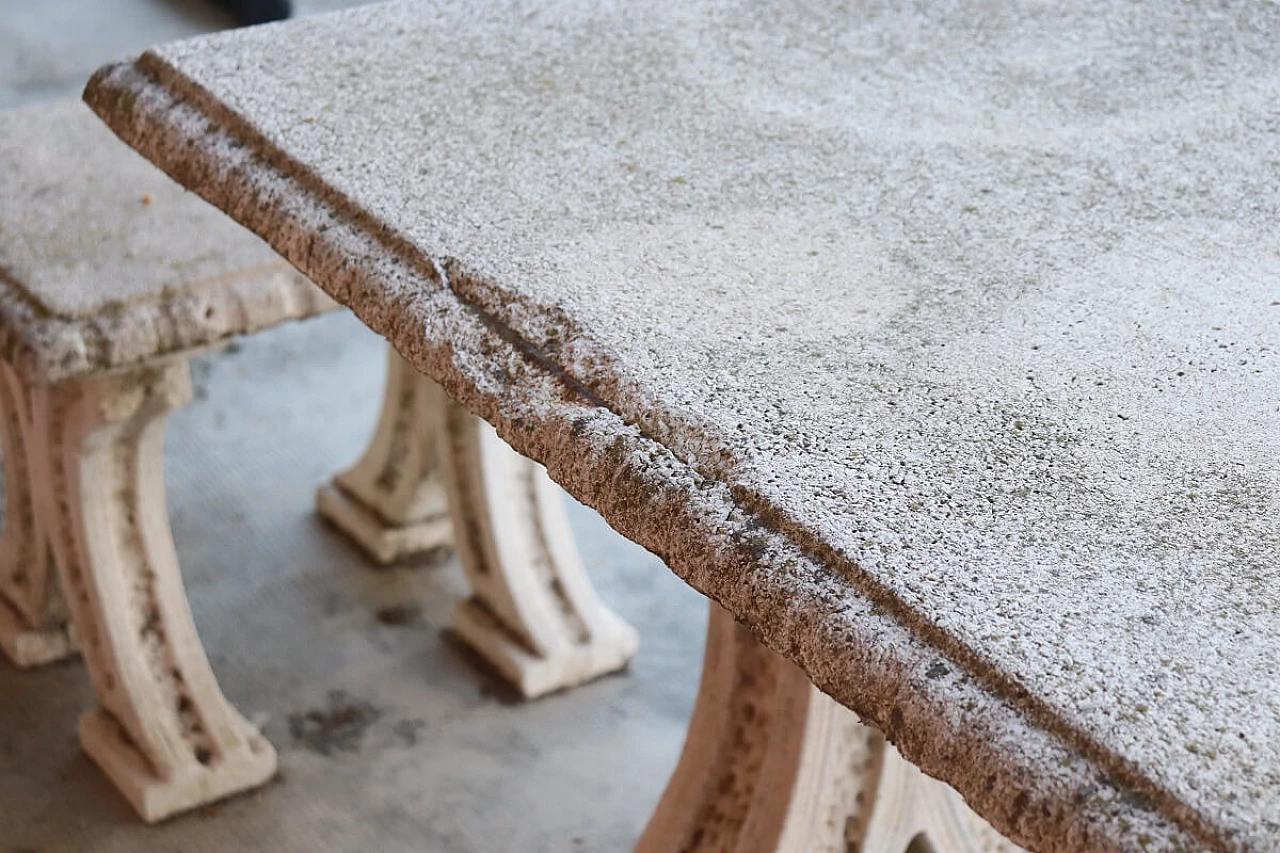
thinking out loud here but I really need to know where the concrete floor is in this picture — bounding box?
[0,3,707,851]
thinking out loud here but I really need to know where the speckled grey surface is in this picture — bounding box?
[85,1,1280,850]
[0,99,332,382]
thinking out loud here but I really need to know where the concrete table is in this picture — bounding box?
[84,0,1278,850]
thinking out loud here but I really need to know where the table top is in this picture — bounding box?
[0,100,330,384]
[85,1,1280,849]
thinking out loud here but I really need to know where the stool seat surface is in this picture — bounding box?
[0,100,332,383]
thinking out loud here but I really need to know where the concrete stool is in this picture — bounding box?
[0,100,334,821]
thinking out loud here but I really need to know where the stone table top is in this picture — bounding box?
[84,1,1279,850]
[0,100,332,384]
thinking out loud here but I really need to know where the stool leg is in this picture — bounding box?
[316,345,452,563]
[636,603,1023,853]
[0,362,76,667]
[322,346,637,698]
[42,360,276,823]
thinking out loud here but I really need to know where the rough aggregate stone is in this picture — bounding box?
[84,2,1280,849]
[0,100,332,383]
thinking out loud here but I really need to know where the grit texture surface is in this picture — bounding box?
[0,100,333,382]
[85,1,1280,850]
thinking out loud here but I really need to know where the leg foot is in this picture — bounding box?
[317,345,452,563]
[0,596,76,668]
[44,361,275,822]
[637,603,1023,853]
[80,707,273,823]
[0,361,76,667]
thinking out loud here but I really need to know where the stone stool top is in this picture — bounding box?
[0,100,331,384]
[86,1,1280,850]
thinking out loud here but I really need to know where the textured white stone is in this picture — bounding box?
[85,1,1280,848]
[0,99,338,818]
[0,100,333,383]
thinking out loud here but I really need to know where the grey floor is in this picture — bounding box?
[0,3,707,851]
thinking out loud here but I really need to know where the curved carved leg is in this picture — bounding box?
[43,361,276,822]
[432,383,639,698]
[637,603,1024,853]
[323,346,637,698]
[316,346,452,563]
[0,362,76,666]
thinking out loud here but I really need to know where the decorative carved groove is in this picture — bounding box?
[0,361,75,666]
[321,347,637,698]
[638,603,1026,853]
[41,360,275,822]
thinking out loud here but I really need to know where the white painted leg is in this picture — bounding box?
[43,360,276,823]
[637,603,1024,853]
[431,379,639,699]
[0,361,76,667]
[316,345,452,564]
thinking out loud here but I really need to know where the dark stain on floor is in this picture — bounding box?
[392,718,426,747]
[288,690,382,756]
[375,604,423,626]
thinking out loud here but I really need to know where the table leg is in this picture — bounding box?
[637,603,1023,853]
[41,360,275,823]
[433,382,638,699]
[316,345,452,564]
[0,362,76,667]
[321,347,637,699]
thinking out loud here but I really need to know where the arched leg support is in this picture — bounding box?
[322,345,637,696]
[323,346,637,698]
[316,345,452,563]
[637,603,1023,853]
[0,362,76,666]
[431,382,638,698]
[43,360,276,822]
